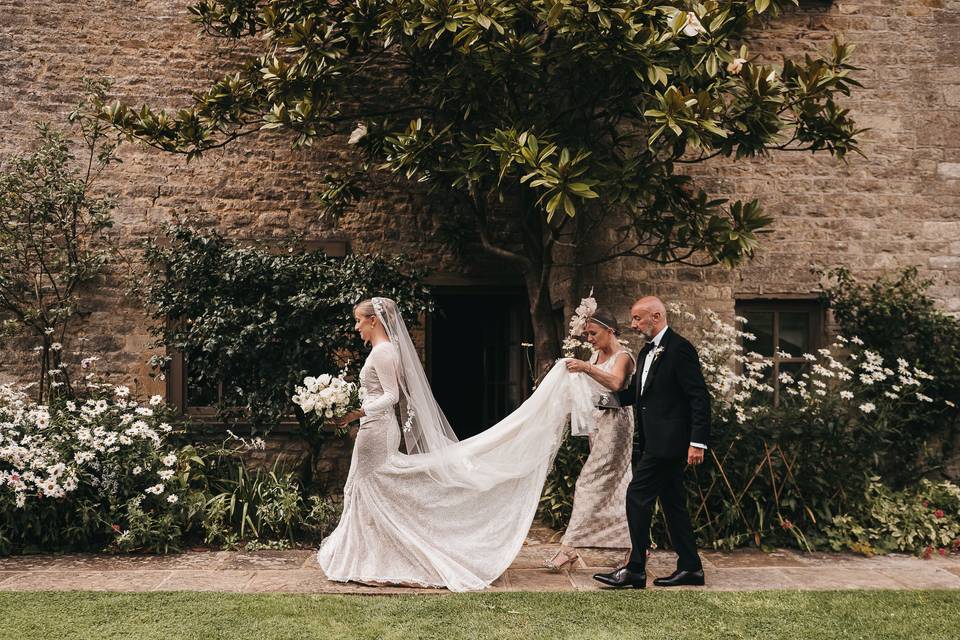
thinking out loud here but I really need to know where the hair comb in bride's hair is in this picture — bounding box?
[372,297,385,316]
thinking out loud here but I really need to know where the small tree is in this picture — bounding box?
[0,79,120,400]
[99,0,862,374]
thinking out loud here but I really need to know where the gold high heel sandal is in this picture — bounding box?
[543,548,580,572]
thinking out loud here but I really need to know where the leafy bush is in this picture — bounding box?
[0,376,188,554]
[199,455,340,549]
[0,361,343,555]
[140,224,432,434]
[823,480,960,557]
[821,266,960,482]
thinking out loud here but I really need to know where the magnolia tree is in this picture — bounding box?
[98,0,862,373]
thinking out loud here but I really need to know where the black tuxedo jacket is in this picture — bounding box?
[616,327,711,460]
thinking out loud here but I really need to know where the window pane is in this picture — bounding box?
[186,360,219,407]
[742,311,774,356]
[779,312,810,356]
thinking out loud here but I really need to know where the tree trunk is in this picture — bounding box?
[525,265,561,382]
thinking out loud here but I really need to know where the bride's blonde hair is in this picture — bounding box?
[354,299,376,318]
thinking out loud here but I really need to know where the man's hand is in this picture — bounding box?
[687,445,705,466]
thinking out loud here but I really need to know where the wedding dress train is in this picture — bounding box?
[317,300,598,591]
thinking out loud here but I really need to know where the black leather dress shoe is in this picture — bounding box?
[592,566,646,589]
[653,569,705,587]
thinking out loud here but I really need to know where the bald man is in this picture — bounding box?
[593,296,710,589]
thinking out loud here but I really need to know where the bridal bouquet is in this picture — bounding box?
[292,373,363,427]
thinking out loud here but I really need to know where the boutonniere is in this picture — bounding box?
[650,346,665,364]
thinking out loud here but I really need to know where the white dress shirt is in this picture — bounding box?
[641,325,707,451]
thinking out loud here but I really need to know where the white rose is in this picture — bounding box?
[318,374,333,386]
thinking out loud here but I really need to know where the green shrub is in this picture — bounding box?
[821,267,960,482]
[140,224,433,436]
[0,361,344,555]
[823,480,960,557]
[0,377,190,554]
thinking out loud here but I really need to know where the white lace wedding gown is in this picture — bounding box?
[317,341,596,592]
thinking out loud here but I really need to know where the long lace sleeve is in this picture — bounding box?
[362,344,400,416]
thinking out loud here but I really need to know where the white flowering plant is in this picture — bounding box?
[0,363,197,553]
[651,303,948,553]
[666,303,775,425]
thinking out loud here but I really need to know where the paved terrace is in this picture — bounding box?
[1,525,958,594]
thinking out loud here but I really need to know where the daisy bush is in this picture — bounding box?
[0,377,195,554]
[654,304,956,554]
[0,355,349,555]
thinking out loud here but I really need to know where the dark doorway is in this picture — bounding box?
[428,289,533,440]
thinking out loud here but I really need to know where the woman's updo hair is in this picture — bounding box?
[587,307,620,336]
[354,299,376,318]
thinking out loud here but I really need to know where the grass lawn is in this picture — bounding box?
[2,590,958,640]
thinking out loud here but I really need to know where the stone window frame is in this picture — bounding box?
[735,296,827,406]
[164,237,350,423]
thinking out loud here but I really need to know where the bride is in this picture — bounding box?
[316,296,598,592]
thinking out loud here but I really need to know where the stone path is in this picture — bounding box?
[1,525,958,594]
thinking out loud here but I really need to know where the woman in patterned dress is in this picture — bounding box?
[544,308,636,570]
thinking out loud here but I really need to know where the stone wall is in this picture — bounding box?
[584,0,960,324]
[1,1,958,483]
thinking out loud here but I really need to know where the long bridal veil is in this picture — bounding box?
[372,296,596,489]
[318,297,600,591]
